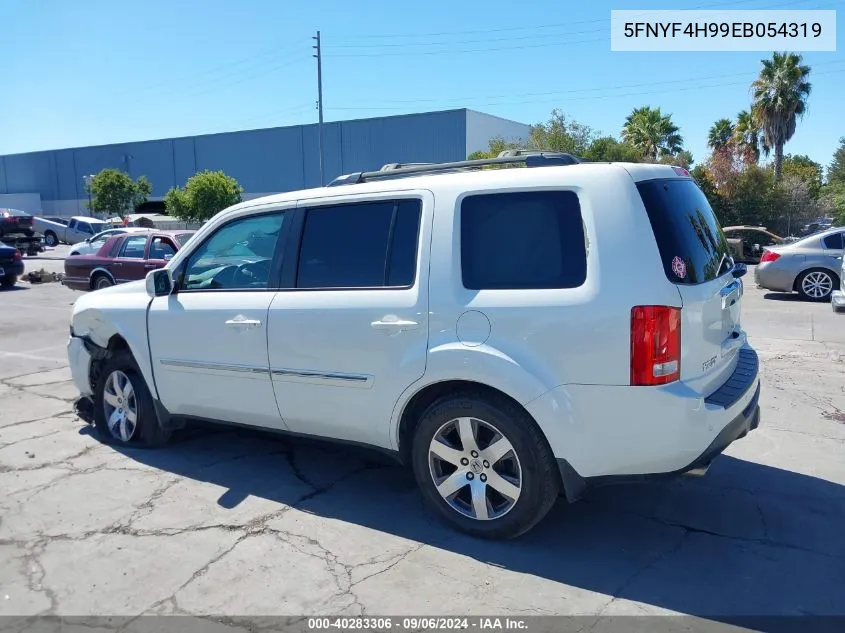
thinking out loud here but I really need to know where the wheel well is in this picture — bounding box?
[89,269,113,288]
[88,335,132,392]
[793,267,840,291]
[397,380,538,464]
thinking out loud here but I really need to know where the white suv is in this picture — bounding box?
[67,154,761,539]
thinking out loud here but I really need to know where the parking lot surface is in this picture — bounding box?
[1,275,844,622]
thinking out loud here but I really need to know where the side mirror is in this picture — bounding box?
[732,262,748,279]
[146,268,173,297]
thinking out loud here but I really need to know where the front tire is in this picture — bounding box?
[411,392,560,539]
[797,268,838,302]
[93,351,171,448]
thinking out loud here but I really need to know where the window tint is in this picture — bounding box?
[460,191,586,290]
[637,179,733,285]
[119,235,149,259]
[823,232,844,250]
[149,237,177,261]
[296,199,422,289]
[77,221,91,234]
[182,212,285,291]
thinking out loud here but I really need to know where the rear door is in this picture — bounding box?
[636,178,743,395]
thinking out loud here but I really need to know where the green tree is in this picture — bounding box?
[707,119,735,153]
[582,136,643,162]
[733,110,765,167]
[621,106,684,160]
[87,169,152,216]
[165,170,243,222]
[751,51,812,183]
[658,150,694,169]
[826,137,845,185]
[780,154,823,198]
[467,135,523,160]
[529,109,597,156]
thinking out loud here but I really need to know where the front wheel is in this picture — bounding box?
[797,268,838,302]
[93,351,171,448]
[411,392,560,539]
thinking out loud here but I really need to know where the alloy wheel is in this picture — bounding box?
[428,417,522,521]
[102,370,138,441]
[802,271,833,299]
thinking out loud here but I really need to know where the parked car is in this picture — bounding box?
[69,227,154,256]
[755,226,845,301]
[831,254,845,313]
[33,216,108,247]
[63,230,195,291]
[722,225,784,264]
[66,156,760,539]
[0,208,35,239]
[0,239,25,287]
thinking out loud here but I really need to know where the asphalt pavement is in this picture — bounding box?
[0,273,844,626]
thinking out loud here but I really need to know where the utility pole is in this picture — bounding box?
[313,30,325,186]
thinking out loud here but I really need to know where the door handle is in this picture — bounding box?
[371,318,420,332]
[226,317,262,329]
[144,264,157,269]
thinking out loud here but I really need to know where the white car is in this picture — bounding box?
[66,154,760,539]
[69,227,153,256]
[832,254,845,313]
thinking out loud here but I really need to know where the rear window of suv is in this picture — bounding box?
[637,178,732,285]
[460,190,587,290]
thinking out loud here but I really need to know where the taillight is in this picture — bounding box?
[631,306,681,386]
[760,250,780,263]
[14,250,22,261]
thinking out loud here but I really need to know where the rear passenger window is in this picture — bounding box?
[823,232,844,250]
[296,199,421,289]
[460,191,587,290]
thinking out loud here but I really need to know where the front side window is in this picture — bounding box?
[118,235,149,259]
[295,199,422,289]
[460,190,587,290]
[149,237,177,261]
[182,212,286,291]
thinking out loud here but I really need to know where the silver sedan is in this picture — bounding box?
[754,227,844,302]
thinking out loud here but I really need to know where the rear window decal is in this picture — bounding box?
[672,256,687,279]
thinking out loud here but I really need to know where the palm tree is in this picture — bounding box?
[733,110,766,166]
[621,106,684,161]
[751,52,812,183]
[707,119,735,153]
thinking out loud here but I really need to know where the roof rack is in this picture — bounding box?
[326,151,582,187]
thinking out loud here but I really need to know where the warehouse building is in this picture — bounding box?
[0,109,529,216]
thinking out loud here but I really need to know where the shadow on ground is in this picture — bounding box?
[86,423,845,621]
[0,285,29,292]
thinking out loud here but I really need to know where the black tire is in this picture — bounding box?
[44,231,58,247]
[410,391,560,539]
[1,275,16,288]
[91,273,114,291]
[796,268,838,302]
[93,350,171,448]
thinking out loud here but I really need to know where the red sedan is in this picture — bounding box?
[63,230,196,291]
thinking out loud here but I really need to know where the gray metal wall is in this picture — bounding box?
[0,109,502,216]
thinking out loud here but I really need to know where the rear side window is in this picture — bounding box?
[637,178,732,285]
[460,190,586,290]
[823,232,844,250]
[296,199,422,289]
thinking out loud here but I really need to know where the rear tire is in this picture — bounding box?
[93,351,171,448]
[410,391,560,539]
[796,268,838,302]
[92,273,114,291]
[1,275,16,288]
[44,231,58,247]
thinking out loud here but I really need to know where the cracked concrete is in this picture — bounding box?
[1,280,844,622]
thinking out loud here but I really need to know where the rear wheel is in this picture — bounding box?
[1,275,16,288]
[44,231,58,247]
[797,268,838,302]
[92,273,114,291]
[411,392,560,539]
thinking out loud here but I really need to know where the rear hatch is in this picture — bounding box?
[637,178,743,396]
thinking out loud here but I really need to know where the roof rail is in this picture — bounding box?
[326,151,581,187]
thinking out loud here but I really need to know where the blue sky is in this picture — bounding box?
[1,0,843,171]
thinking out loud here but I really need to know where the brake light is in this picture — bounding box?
[14,250,22,261]
[760,250,780,263]
[631,306,681,386]
[671,166,690,177]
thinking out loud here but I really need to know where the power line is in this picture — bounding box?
[328,0,821,43]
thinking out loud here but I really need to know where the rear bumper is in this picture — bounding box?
[832,290,845,311]
[754,261,794,292]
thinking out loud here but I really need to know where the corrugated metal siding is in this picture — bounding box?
[0,109,521,210]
